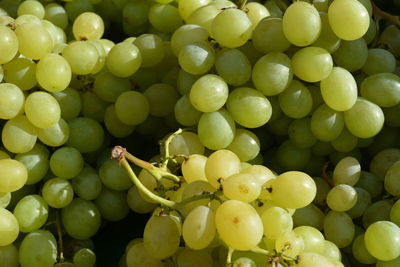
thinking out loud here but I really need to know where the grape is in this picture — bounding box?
[50,146,84,179]
[17,0,44,18]
[293,226,325,254]
[332,38,368,72]
[73,12,104,40]
[0,25,19,64]
[214,48,251,86]
[176,248,213,267]
[0,192,11,208]
[331,128,358,152]
[362,48,396,75]
[127,185,157,214]
[104,105,135,138]
[2,115,38,153]
[288,118,317,148]
[0,83,25,120]
[125,242,163,267]
[36,53,71,93]
[376,257,400,267]
[94,187,130,221]
[72,167,102,201]
[44,3,68,29]
[15,22,53,60]
[170,24,209,56]
[133,34,165,68]
[365,221,400,261]
[223,172,261,203]
[321,240,342,262]
[0,159,28,193]
[352,233,377,264]
[19,230,57,267]
[62,41,99,75]
[25,91,61,129]
[73,247,96,267]
[361,73,400,108]
[179,42,215,75]
[261,206,293,239]
[292,204,324,230]
[363,200,392,229]
[205,149,240,188]
[174,95,202,126]
[66,117,104,153]
[275,230,305,258]
[0,207,19,246]
[186,5,220,35]
[346,187,371,218]
[370,148,400,180]
[324,211,355,248]
[333,156,361,185]
[326,184,357,211]
[13,194,48,233]
[215,200,263,250]
[226,129,260,162]
[99,159,133,191]
[312,12,341,53]
[3,58,37,91]
[42,178,74,208]
[52,87,82,121]
[0,244,18,267]
[144,83,179,117]
[37,118,69,147]
[181,154,208,184]
[278,80,313,119]
[276,140,311,170]
[148,3,183,33]
[115,91,150,126]
[295,252,336,267]
[385,161,400,196]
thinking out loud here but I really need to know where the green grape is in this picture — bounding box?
[323,211,355,248]
[37,118,69,147]
[277,140,311,171]
[295,253,336,267]
[267,113,292,136]
[73,247,96,267]
[44,3,68,29]
[81,92,108,122]
[66,117,104,153]
[361,48,396,75]
[24,91,61,129]
[42,20,65,47]
[133,34,164,68]
[170,24,209,56]
[15,143,49,185]
[186,5,220,35]
[18,0,44,18]
[308,85,324,112]
[178,42,215,75]
[346,187,371,218]
[352,233,376,264]
[125,241,163,267]
[36,53,71,92]
[379,25,400,56]
[252,52,293,96]
[42,177,74,208]
[370,148,400,180]
[50,147,83,179]
[385,161,400,196]
[115,90,149,125]
[312,12,341,53]
[62,41,99,75]
[13,194,48,232]
[169,131,205,156]
[326,184,357,211]
[178,0,210,21]
[365,221,400,261]
[94,187,129,221]
[3,57,37,90]
[19,230,57,267]
[144,83,179,117]
[241,165,275,188]
[275,230,304,258]
[0,83,25,119]
[321,240,341,262]
[363,200,392,229]
[99,159,132,191]
[197,109,236,150]
[279,80,313,119]
[360,73,400,107]
[261,206,293,239]
[320,67,357,111]
[292,203,324,230]
[176,248,213,267]
[252,17,291,53]
[391,199,400,226]
[328,0,369,40]
[282,1,321,46]
[61,198,101,240]
[383,104,400,127]
[223,172,261,203]
[310,104,344,141]
[127,186,157,214]
[15,22,53,60]
[14,14,41,27]
[288,118,316,148]
[0,192,11,208]
[0,207,19,246]
[143,214,181,259]
[271,171,316,209]
[332,38,368,72]
[73,12,104,40]
[181,154,208,184]
[205,149,240,188]
[174,95,202,127]
[344,97,384,138]
[122,0,150,30]
[292,46,333,83]
[215,48,251,86]
[182,205,216,250]
[72,167,102,201]
[332,156,361,185]
[0,244,18,267]
[293,226,325,254]
[0,157,25,189]
[52,87,82,121]
[64,0,94,21]
[226,129,260,162]
[0,25,18,64]
[376,257,400,267]
[104,105,135,138]
[148,3,183,33]
[2,115,37,154]
[363,17,376,44]
[331,128,358,152]
[215,200,263,250]
[137,169,159,204]
[130,68,158,91]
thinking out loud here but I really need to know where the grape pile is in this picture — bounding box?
[1,0,400,266]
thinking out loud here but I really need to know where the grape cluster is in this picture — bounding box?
[1,0,400,266]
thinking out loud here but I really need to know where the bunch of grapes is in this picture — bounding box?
[1,0,400,266]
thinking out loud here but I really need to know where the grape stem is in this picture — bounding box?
[322,162,334,187]
[251,246,271,256]
[56,210,65,262]
[226,247,234,266]
[160,128,183,169]
[372,1,400,27]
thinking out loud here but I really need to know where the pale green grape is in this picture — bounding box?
[215,200,263,250]
[275,230,305,258]
[127,186,157,214]
[223,172,261,203]
[279,80,313,119]
[24,91,61,129]
[41,20,65,47]
[363,200,392,229]
[331,128,358,152]
[328,0,369,40]
[179,0,210,21]
[15,22,53,60]
[174,95,202,126]
[323,211,355,248]
[292,46,333,82]
[42,177,74,208]
[362,48,396,75]
[13,194,48,232]
[245,2,270,30]
[186,5,220,35]
[61,198,101,240]
[321,240,342,262]
[261,206,293,239]
[312,12,341,53]
[270,171,316,209]
[370,148,400,180]
[169,131,205,156]
[125,242,163,267]
[170,24,209,56]
[18,0,44,18]
[211,8,252,48]
[3,57,37,90]
[0,244,18,267]
[148,3,183,33]
[36,53,71,92]
[44,3,68,29]
[104,105,135,138]
[295,252,336,267]
[181,154,208,184]
[80,92,108,122]
[226,129,260,162]
[293,226,325,254]
[288,118,317,148]
[94,187,129,221]
[344,97,384,138]
[50,146,83,179]
[72,167,102,201]
[333,156,361,185]
[14,14,41,27]
[133,34,164,68]
[137,169,159,204]
[73,247,96,267]
[52,87,82,121]
[2,115,37,154]
[62,41,99,75]
[0,25,19,64]
[276,140,311,170]
[144,83,179,117]
[252,17,291,54]
[310,104,344,141]
[143,214,181,259]
[346,187,371,218]
[360,73,400,107]
[282,1,321,46]
[19,230,57,267]
[179,42,215,75]
[15,143,49,185]
[365,221,400,261]
[205,149,240,188]
[176,248,213,267]
[215,48,251,86]
[197,109,236,150]
[37,118,69,147]
[252,52,293,96]
[0,208,19,246]
[66,117,104,153]
[73,12,104,40]
[0,83,24,120]
[182,205,216,250]
[292,203,324,230]
[332,38,368,72]
[99,159,132,191]
[240,165,275,187]
[326,184,357,211]
[0,192,11,208]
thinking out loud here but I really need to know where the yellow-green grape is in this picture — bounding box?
[13,194,49,233]
[37,118,69,147]
[278,80,313,119]
[148,3,183,33]
[333,156,361,186]
[2,115,37,154]
[62,41,99,75]
[326,184,357,211]
[282,1,321,46]
[277,140,312,170]
[14,14,41,27]
[0,208,19,246]
[369,148,400,181]
[0,159,28,193]
[143,83,179,117]
[385,161,400,196]
[261,207,293,239]
[312,177,331,206]
[331,128,358,152]
[365,221,400,261]
[73,12,104,40]
[106,42,142,78]
[321,240,342,262]
[44,3,68,29]
[127,186,157,214]
[94,187,130,222]
[328,0,369,40]
[270,171,316,209]
[115,91,149,126]
[137,169,158,204]
[51,87,81,121]
[363,18,376,44]
[292,203,324,230]
[241,165,275,189]
[211,8,252,48]
[88,40,106,74]
[174,95,202,127]
[176,248,213,267]
[169,131,205,156]
[15,22,53,60]
[65,117,104,153]
[361,73,400,108]
[104,105,135,138]
[179,42,215,75]
[223,172,261,203]
[0,83,24,120]
[275,230,305,258]
[205,149,241,188]
[295,252,336,267]
[352,233,377,264]
[245,2,270,30]
[36,53,71,92]
[3,57,37,91]
[15,143,49,185]
[0,244,18,267]
[181,180,216,212]
[347,187,371,219]
[126,241,163,267]
[332,38,368,72]
[24,91,61,129]
[41,20,65,47]
[252,52,293,96]
[293,226,325,254]
[310,104,344,142]
[17,0,45,18]
[0,192,11,208]
[361,48,396,75]
[179,0,210,21]
[252,17,291,54]
[292,46,333,83]
[379,25,400,57]
[182,154,208,184]
[186,5,220,35]
[182,205,216,249]
[215,200,263,250]
[363,200,392,229]
[288,118,317,148]
[214,48,250,86]
[0,25,18,64]
[323,211,355,248]
[19,230,57,267]
[170,24,209,56]
[312,12,341,53]
[226,129,260,162]
[132,34,164,68]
